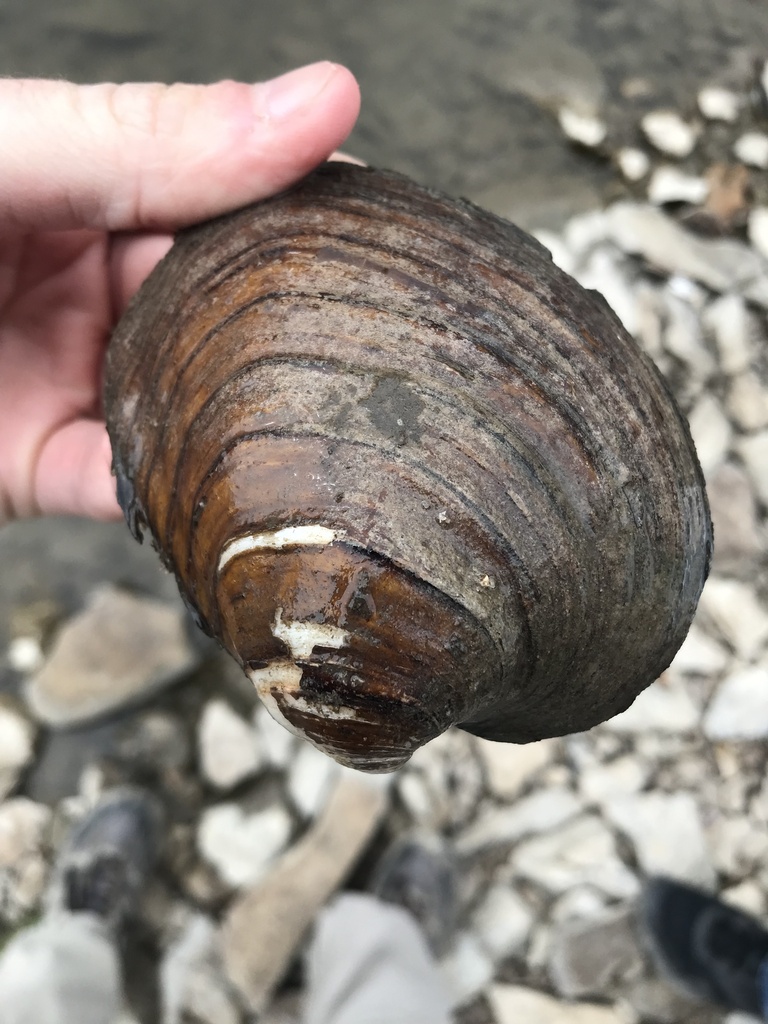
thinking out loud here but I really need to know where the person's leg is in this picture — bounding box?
[46,786,162,926]
[760,956,768,1020]
[642,876,768,1019]
[0,788,161,1024]
[304,892,453,1024]
[0,911,122,1024]
[304,833,456,1024]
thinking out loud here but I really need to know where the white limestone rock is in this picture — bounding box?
[604,676,699,733]
[0,799,50,869]
[666,273,707,310]
[703,664,768,741]
[698,86,742,122]
[6,636,44,674]
[117,710,191,772]
[704,293,756,376]
[0,798,51,923]
[489,984,624,1024]
[541,764,571,787]
[669,623,729,678]
[578,756,648,806]
[632,282,665,362]
[160,913,240,1024]
[641,110,698,157]
[440,930,495,1009]
[197,803,292,889]
[477,737,556,800]
[527,924,553,972]
[661,290,715,405]
[287,743,339,819]
[706,462,763,576]
[198,700,263,791]
[737,431,768,507]
[752,776,768,822]
[533,230,577,277]
[665,751,715,792]
[748,206,768,262]
[563,210,609,258]
[606,203,768,305]
[548,908,643,1000]
[550,887,608,925]
[509,815,639,899]
[686,393,732,476]
[727,371,768,432]
[457,786,582,855]
[708,813,768,877]
[0,706,36,800]
[25,586,200,727]
[698,578,768,661]
[721,880,766,917]
[707,750,755,818]
[396,771,434,823]
[565,734,615,772]
[472,883,534,961]
[396,729,484,830]
[604,792,714,888]
[647,166,708,206]
[622,976,709,1023]
[633,732,689,762]
[616,147,650,183]
[574,246,639,335]
[734,131,768,168]
[253,704,296,769]
[558,106,607,148]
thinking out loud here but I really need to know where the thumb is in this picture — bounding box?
[0,64,361,232]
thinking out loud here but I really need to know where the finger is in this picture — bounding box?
[0,64,361,232]
[109,150,368,312]
[110,233,174,312]
[33,419,122,521]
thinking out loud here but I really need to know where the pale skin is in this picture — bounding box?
[0,63,361,525]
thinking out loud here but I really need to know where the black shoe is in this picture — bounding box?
[369,832,457,958]
[52,787,162,927]
[642,876,768,1017]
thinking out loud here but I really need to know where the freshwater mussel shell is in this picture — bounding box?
[104,162,712,772]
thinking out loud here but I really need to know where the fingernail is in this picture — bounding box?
[264,62,338,121]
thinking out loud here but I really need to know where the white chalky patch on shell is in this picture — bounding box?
[251,611,352,733]
[249,662,306,739]
[282,692,360,721]
[217,525,338,572]
[248,660,364,765]
[249,661,359,727]
[272,609,350,660]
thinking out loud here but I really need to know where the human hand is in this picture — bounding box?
[0,64,360,525]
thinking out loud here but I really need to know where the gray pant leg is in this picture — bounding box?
[304,893,453,1024]
[0,911,123,1024]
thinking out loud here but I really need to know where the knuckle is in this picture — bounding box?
[85,83,197,227]
[101,82,179,140]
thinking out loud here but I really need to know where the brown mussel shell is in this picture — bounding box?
[104,162,712,773]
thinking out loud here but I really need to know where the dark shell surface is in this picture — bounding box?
[104,162,712,772]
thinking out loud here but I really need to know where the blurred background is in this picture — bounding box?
[1,0,767,226]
